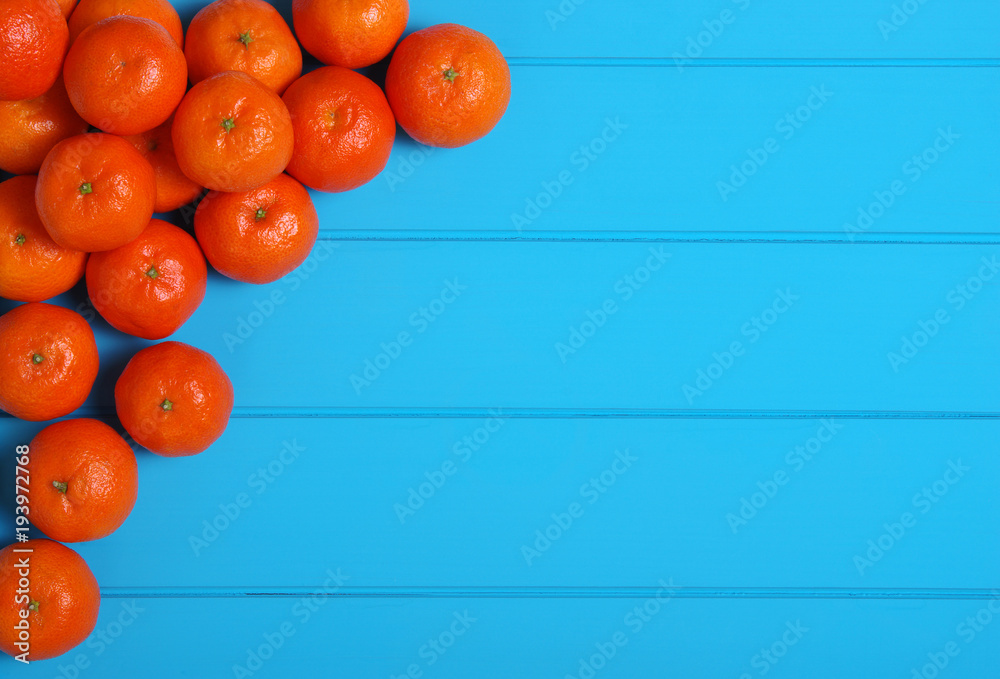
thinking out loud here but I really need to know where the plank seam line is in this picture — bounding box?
[505,57,1000,68]
[314,230,1000,245]
[10,407,1000,420]
[99,587,1000,601]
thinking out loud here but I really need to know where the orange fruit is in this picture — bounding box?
[0,76,89,175]
[25,418,138,542]
[172,70,294,193]
[67,0,183,47]
[86,218,207,339]
[63,15,187,135]
[0,302,98,421]
[36,132,156,252]
[292,0,408,69]
[123,116,204,213]
[185,0,302,95]
[0,176,87,303]
[195,173,318,284]
[385,23,511,148]
[282,66,394,192]
[0,539,100,661]
[115,341,234,457]
[55,0,78,18]
[0,0,68,102]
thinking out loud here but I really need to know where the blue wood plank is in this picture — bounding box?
[2,595,999,678]
[168,0,1000,59]
[214,65,999,237]
[1,417,997,589]
[22,241,995,412]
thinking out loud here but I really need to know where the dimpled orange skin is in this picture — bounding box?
[282,66,395,193]
[195,173,319,284]
[385,23,511,148]
[86,219,207,339]
[172,70,294,193]
[185,0,302,95]
[63,16,188,135]
[35,133,156,252]
[26,419,138,543]
[68,0,184,47]
[0,76,89,175]
[0,176,87,303]
[55,0,77,18]
[0,539,100,661]
[115,341,234,457]
[292,0,408,70]
[0,303,99,422]
[123,117,204,213]
[0,0,69,102]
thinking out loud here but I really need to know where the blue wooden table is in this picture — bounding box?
[2,1,1000,677]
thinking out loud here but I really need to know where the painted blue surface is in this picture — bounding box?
[1,1,999,677]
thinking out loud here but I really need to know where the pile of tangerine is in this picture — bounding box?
[0,0,510,662]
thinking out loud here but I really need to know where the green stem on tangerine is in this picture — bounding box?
[32,354,43,365]
[52,481,68,494]
[443,68,459,82]
[239,31,253,48]
[28,601,39,612]
[79,182,93,195]
[146,264,159,279]
[14,233,25,245]
[255,208,266,221]
[221,118,236,133]
[161,399,173,411]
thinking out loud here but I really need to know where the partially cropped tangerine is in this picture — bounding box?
[292,0,408,70]
[67,0,184,47]
[123,116,204,213]
[0,0,69,102]
[0,539,100,661]
[0,302,99,422]
[54,0,77,18]
[0,76,89,176]
[0,175,88,303]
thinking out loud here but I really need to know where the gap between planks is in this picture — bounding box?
[507,57,1000,68]
[8,407,1000,420]
[99,586,1000,601]
[315,230,1000,245]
